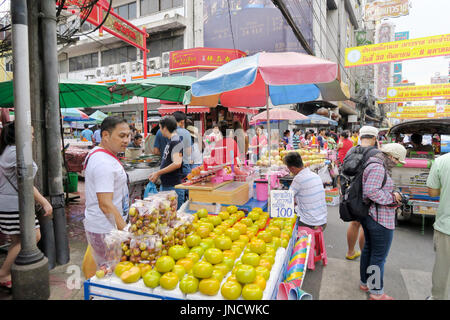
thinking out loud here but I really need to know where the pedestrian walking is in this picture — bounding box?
[250,125,268,163]
[284,152,328,230]
[0,122,53,289]
[359,143,407,300]
[426,152,450,300]
[292,129,301,149]
[173,111,193,180]
[233,121,249,163]
[342,126,379,260]
[92,125,101,146]
[80,123,94,142]
[337,130,353,165]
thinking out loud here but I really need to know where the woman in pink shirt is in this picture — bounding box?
[250,125,268,163]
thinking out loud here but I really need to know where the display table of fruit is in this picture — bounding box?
[84,203,298,300]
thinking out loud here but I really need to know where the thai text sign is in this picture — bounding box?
[365,0,410,22]
[345,34,450,67]
[387,112,450,119]
[396,105,450,113]
[170,48,246,73]
[385,83,450,101]
[270,190,295,218]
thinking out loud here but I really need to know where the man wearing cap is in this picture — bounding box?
[344,126,380,261]
[359,143,407,300]
[426,152,450,300]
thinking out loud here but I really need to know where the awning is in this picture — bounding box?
[316,80,350,101]
[158,104,210,115]
[227,107,259,115]
[331,100,358,115]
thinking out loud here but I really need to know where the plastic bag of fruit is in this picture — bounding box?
[158,225,175,256]
[128,199,160,236]
[128,235,163,266]
[84,224,131,278]
[144,191,178,225]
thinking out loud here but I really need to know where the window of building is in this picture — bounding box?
[69,52,98,72]
[147,35,184,58]
[101,46,137,66]
[140,0,183,16]
[115,2,137,20]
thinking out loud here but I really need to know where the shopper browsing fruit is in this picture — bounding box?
[283,152,328,230]
[148,116,185,209]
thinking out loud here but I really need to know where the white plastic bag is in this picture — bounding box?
[318,166,332,184]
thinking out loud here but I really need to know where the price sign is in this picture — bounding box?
[270,190,295,218]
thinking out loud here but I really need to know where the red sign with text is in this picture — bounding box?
[170,48,247,73]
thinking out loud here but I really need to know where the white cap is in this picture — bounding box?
[359,126,379,137]
[381,143,407,164]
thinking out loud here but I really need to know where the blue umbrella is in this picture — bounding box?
[295,114,338,126]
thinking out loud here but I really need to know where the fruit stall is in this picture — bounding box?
[83,193,304,300]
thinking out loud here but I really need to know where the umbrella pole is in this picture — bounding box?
[266,85,271,215]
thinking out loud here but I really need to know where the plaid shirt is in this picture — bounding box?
[362,157,396,230]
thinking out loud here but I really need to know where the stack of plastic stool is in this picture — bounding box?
[298,226,327,270]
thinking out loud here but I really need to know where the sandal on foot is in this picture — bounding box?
[369,293,394,300]
[346,251,361,260]
[0,280,12,289]
[360,285,369,292]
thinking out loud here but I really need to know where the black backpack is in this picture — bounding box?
[339,147,386,222]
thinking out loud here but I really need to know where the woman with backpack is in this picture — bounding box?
[359,143,407,300]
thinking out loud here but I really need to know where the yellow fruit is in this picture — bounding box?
[213,264,229,277]
[214,236,232,250]
[196,225,211,238]
[233,240,246,250]
[201,222,215,232]
[227,274,239,283]
[235,264,256,284]
[257,230,273,243]
[242,284,263,300]
[259,258,272,270]
[221,281,242,300]
[176,258,194,272]
[211,269,224,281]
[114,261,134,277]
[160,272,179,290]
[253,207,263,214]
[249,239,266,255]
[266,226,281,238]
[226,206,238,214]
[222,257,235,271]
[265,246,276,257]
[236,210,245,219]
[120,266,141,283]
[218,211,230,221]
[281,238,289,248]
[253,275,267,290]
[233,222,247,235]
[186,252,201,263]
[225,228,240,241]
[260,253,275,265]
[255,266,270,280]
[193,261,214,279]
[241,253,261,267]
[155,256,175,273]
[204,248,224,265]
[199,278,221,296]
[223,249,237,260]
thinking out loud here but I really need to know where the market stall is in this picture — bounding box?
[83,192,303,300]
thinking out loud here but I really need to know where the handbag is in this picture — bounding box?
[0,166,44,215]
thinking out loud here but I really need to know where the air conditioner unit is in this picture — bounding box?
[161,51,171,72]
[104,65,120,77]
[148,57,161,70]
[120,62,130,75]
[95,68,102,78]
[132,61,142,73]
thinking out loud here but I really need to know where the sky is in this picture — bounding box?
[383,0,450,85]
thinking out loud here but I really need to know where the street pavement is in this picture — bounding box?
[301,205,440,300]
[0,182,445,300]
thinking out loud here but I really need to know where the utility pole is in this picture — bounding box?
[40,0,70,266]
[28,0,57,270]
[10,0,50,300]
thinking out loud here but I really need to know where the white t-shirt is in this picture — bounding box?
[83,147,129,234]
[191,142,203,165]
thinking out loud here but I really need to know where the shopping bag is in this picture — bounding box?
[318,165,332,184]
[82,244,97,279]
[143,181,158,198]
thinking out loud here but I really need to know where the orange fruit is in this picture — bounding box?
[252,275,266,290]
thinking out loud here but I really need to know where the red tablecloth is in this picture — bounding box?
[65,147,89,173]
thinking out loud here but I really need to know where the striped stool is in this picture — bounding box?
[298,226,327,270]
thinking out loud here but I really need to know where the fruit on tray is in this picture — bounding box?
[224,228,240,241]
[114,261,134,278]
[185,234,201,248]
[218,211,230,221]
[196,225,211,239]
[233,222,247,235]
[235,264,256,284]
[226,206,238,214]
[221,280,242,300]
[257,230,273,243]
[249,239,266,255]
[179,275,199,294]
[208,215,222,227]
[143,270,161,288]
[120,266,141,284]
[255,266,270,281]
[214,235,232,250]
[213,263,229,277]
[259,258,272,271]
[253,275,267,290]
[199,278,221,296]
[95,269,105,279]
[204,248,224,265]
[266,226,281,238]
[242,283,263,300]
[190,246,204,258]
[196,208,208,219]
[155,256,175,273]
[168,245,188,261]
[193,261,214,279]
[176,258,195,272]
[211,269,224,281]
[248,211,260,222]
[172,265,186,280]
[241,253,260,268]
[160,272,179,290]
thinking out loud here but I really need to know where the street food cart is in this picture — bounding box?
[388,118,450,233]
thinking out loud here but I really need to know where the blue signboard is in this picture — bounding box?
[395,31,410,41]
[394,63,402,73]
[203,0,314,55]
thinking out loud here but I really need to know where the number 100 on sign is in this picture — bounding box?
[270,190,295,218]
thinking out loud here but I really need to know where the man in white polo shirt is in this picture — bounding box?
[284,152,328,230]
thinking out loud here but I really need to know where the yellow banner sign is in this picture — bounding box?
[387,112,450,119]
[345,34,450,68]
[384,83,450,101]
[396,105,450,113]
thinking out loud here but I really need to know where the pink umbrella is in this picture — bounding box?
[250,109,308,125]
